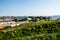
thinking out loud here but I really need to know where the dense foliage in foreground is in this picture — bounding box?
[0,21,60,40]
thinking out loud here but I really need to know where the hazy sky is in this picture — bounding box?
[0,0,60,16]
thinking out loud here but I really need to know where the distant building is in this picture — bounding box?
[0,24,3,29]
[3,18,14,21]
[27,18,32,20]
[0,21,15,25]
[37,18,40,21]
[0,19,3,22]
[10,24,16,27]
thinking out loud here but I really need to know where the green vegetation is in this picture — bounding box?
[0,20,60,40]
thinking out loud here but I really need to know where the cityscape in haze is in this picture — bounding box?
[0,0,60,40]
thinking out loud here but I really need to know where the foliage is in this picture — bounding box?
[0,20,60,40]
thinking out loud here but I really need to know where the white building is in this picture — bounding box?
[27,18,32,20]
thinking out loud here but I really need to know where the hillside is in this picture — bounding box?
[0,20,60,40]
[51,15,60,20]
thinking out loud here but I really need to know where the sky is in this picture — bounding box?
[0,0,60,16]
